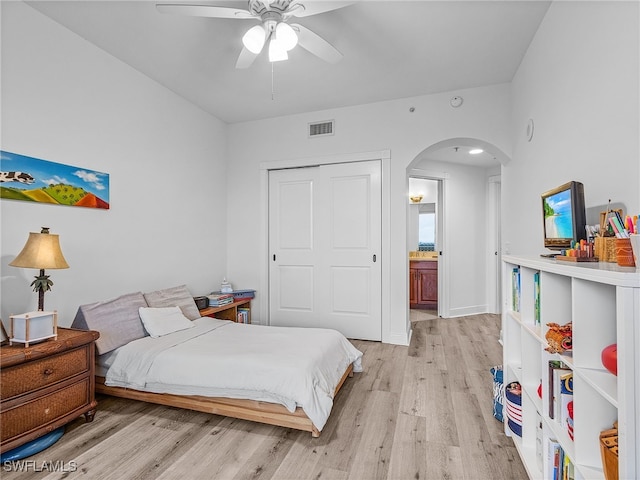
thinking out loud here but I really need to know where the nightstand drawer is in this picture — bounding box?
[0,346,89,400]
[1,378,90,442]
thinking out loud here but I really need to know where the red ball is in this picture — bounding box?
[537,383,542,398]
[601,344,617,376]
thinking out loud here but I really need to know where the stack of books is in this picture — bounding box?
[547,439,575,480]
[237,307,250,324]
[207,293,234,307]
[548,361,573,428]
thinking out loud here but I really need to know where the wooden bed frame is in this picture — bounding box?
[95,363,353,438]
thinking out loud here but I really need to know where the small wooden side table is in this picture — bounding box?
[0,327,100,453]
[199,298,252,324]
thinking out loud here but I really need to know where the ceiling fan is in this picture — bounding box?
[156,0,353,68]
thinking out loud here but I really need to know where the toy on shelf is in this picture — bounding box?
[545,322,572,354]
[567,401,574,440]
[600,422,619,480]
[555,239,598,262]
[601,344,618,376]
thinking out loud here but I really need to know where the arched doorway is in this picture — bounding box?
[406,138,510,319]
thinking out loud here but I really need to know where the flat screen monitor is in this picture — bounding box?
[541,181,586,251]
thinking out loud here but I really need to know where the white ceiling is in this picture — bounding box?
[26,0,550,128]
[423,144,498,168]
[23,1,551,168]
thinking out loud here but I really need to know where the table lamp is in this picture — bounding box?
[9,227,69,311]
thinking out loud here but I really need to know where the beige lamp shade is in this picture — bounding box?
[10,228,69,270]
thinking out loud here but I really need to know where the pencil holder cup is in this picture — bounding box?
[615,238,635,267]
[595,237,617,262]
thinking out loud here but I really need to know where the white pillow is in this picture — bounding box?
[138,306,194,338]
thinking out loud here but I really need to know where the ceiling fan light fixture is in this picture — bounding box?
[275,22,298,51]
[242,24,267,54]
[268,38,288,62]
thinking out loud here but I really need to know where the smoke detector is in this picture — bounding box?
[450,96,463,108]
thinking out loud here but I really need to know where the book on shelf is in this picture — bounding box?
[559,372,574,434]
[563,452,575,480]
[237,307,250,324]
[534,271,541,325]
[512,267,521,312]
[547,438,575,480]
[548,360,571,420]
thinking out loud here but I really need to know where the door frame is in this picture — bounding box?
[487,175,502,314]
[258,150,393,341]
[407,169,449,318]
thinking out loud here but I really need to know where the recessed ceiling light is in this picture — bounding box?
[469,148,483,155]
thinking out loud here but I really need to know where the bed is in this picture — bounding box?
[72,287,362,438]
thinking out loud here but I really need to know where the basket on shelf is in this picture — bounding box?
[505,381,522,437]
[600,422,619,480]
[490,365,504,422]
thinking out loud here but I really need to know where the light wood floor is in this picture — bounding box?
[4,313,527,480]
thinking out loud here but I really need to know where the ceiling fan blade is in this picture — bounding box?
[291,23,342,63]
[287,1,354,18]
[156,4,254,19]
[236,47,259,69]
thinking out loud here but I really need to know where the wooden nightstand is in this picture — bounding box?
[199,298,252,324]
[0,327,100,453]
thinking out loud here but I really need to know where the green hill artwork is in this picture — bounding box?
[0,151,109,209]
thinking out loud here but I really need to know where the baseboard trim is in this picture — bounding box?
[446,305,488,318]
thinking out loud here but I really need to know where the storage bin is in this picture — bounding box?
[490,366,504,422]
[615,238,635,267]
[9,311,58,347]
[600,423,619,480]
[505,381,522,437]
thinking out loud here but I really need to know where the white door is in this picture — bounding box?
[269,160,381,340]
[487,177,501,314]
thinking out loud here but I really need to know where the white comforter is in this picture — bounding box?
[105,317,363,431]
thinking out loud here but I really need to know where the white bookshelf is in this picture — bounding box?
[502,255,639,480]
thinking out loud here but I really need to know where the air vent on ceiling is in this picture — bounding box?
[308,120,334,138]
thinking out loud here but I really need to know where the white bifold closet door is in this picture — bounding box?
[268,160,381,341]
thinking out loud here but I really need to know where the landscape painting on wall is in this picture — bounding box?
[0,150,109,209]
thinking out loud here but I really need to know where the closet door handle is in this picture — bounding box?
[373,254,377,262]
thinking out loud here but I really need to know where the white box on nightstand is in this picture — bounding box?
[9,311,58,347]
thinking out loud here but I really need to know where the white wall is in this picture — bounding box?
[505,1,640,255]
[1,2,229,325]
[226,84,512,344]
